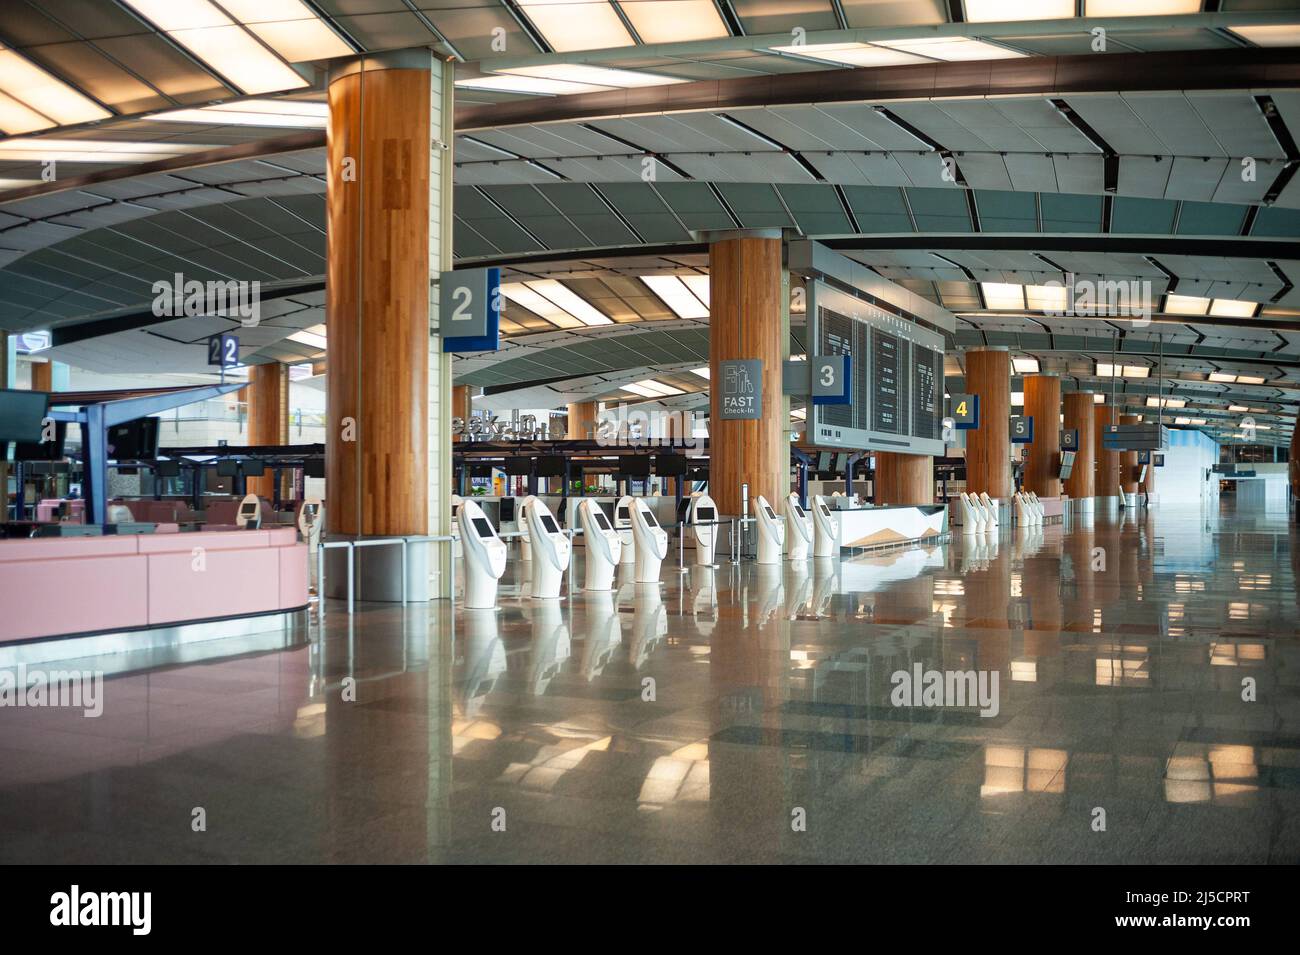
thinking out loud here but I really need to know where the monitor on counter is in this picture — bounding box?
[305,458,325,478]
[504,457,531,476]
[498,497,516,523]
[619,456,650,477]
[654,453,688,476]
[536,455,565,477]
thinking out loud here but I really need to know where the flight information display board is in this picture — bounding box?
[809,282,946,457]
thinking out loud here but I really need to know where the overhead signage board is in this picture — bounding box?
[1061,428,1079,451]
[718,360,762,420]
[949,393,978,429]
[1010,415,1034,444]
[207,333,239,368]
[811,354,850,405]
[440,266,501,353]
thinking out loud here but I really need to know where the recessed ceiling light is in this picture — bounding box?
[455,75,610,96]
[615,1,729,44]
[0,44,112,129]
[1236,375,1266,385]
[500,64,685,88]
[873,37,1025,61]
[1227,24,1300,46]
[1228,405,1249,412]
[624,378,685,398]
[1209,299,1258,318]
[118,0,307,95]
[500,283,584,329]
[1086,0,1201,14]
[769,42,929,67]
[515,0,635,53]
[147,99,328,127]
[1208,372,1237,383]
[1093,394,1105,404]
[691,367,710,379]
[524,280,612,326]
[213,0,352,62]
[965,0,1075,22]
[1012,357,1040,374]
[288,326,327,350]
[981,282,1026,310]
[1026,284,1068,312]
[0,138,216,162]
[680,275,710,307]
[1164,293,1211,316]
[1146,397,1186,408]
[641,275,709,319]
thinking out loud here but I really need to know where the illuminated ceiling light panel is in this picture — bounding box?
[679,275,710,307]
[874,37,1025,61]
[501,283,584,329]
[1086,0,1205,16]
[288,324,327,349]
[1256,425,1272,431]
[455,75,610,96]
[1236,375,1266,385]
[980,282,1026,309]
[791,408,807,420]
[500,64,685,88]
[964,0,1075,22]
[214,0,352,62]
[119,0,306,95]
[641,275,709,319]
[1095,363,1149,378]
[1146,397,1186,408]
[1189,418,1207,425]
[691,366,710,379]
[624,379,684,398]
[1209,299,1258,318]
[1124,366,1150,379]
[0,89,53,135]
[1228,24,1300,46]
[0,45,111,128]
[515,0,635,53]
[1093,394,1105,403]
[1229,405,1249,412]
[1025,284,1068,311]
[1173,417,1191,425]
[0,177,39,190]
[1012,357,1040,374]
[1208,372,1236,383]
[524,280,613,326]
[1164,293,1211,315]
[0,138,215,162]
[617,0,729,44]
[147,99,327,127]
[768,42,930,67]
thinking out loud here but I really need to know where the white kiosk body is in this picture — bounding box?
[524,498,570,599]
[457,499,508,609]
[614,495,636,565]
[578,498,621,591]
[687,494,719,566]
[784,493,813,560]
[629,498,668,584]
[812,495,840,558]
[754,495,785,565]
[518,495,536,560]
[297,498,323,546]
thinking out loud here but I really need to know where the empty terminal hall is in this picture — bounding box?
[0,0,1299,891]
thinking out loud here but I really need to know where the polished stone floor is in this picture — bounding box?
[2,499,1299,864]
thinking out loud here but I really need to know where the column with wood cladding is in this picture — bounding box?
[246,362,288,498]
[875,451,933,505]
[567,401,597,440]
[708,233,787,516]
[1023,373,1061,498]
[1063,392,1096,502]
[1095,402,1120,499]
[452,385,471,441]
[963,347,1011,499]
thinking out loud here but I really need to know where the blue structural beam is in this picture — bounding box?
[49,383,247,526]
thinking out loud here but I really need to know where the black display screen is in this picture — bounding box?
[763,506,776,520]
[617,506,630,521]
[471,517,494,537]
[819,504,832,516]
[695,506,715,521]
[540,515,560,534]
[239,502,258,516]
[594,512,611,531]
[794,505,806,518]
[642,510,658,527]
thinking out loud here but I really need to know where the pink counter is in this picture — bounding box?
[0,528,308,643]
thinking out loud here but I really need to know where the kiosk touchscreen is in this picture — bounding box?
[518,495,536,560]
[578,498,621,591]
[812,494,840,558]
[784,492,813,560]
[754,494,785,564]
[524,497,570,599]
[457,499,508,609]
[236,493,262,529]
[629,498,668,584]
[614,495,636,565]
[686,494,719,566]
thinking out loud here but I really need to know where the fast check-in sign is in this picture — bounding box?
[718,360,762,420]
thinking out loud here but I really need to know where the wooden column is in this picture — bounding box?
[1141,450,1157,494]
[30,361,52,391]
[452,385,471,441]
[326,55,430,537]
[567,400,597,440]
[247,362,288,498]
[1290,427,1300,499]
[964,348,1011,499]
[1023,374,1061,497]
[875,451,933,505]
[1094,402,1120,498]
[708,234,786,516]
[1119,414,1140,494]
[1063,392,1096,500]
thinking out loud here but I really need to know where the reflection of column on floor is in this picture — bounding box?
[960,539,1012,672]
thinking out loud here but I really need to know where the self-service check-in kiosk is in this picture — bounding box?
[812,494,840,558]
[754,494,785,565]
[784,492,813,560]
[458,499,508,609]
[578,498,621,591]
[524,497,570,599]
[519,494,536,560]
[297,498,323,546]
[236,493,262,529]
[614,495,636,565]
[686,493,719,566]
[629,497,668,584]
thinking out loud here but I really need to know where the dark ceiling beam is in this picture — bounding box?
[455,47,1300,130]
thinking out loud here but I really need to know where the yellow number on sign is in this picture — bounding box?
[955,401,968,417]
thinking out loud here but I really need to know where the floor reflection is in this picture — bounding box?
[1,501,1298,863]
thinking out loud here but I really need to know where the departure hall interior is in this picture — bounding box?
[1,0,1299,876]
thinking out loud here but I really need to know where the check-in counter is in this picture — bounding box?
[834,503,948,550]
